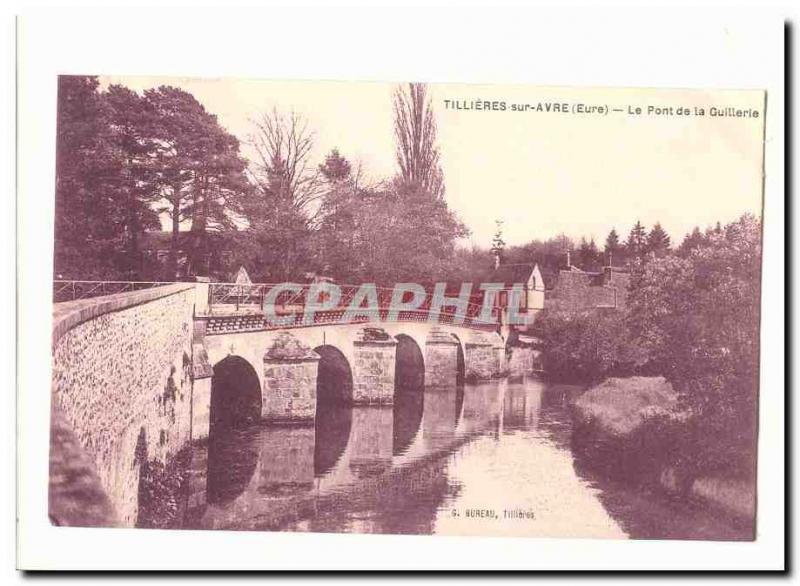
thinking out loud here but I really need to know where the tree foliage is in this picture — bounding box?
[626,214,762,474]
[242,109,322,281]
[604,228,623,265]
[532,214,761,480]
[646,222,671,257]
[533,309,642,382]
[54,77,251,281]
[626,220,648,260]
[393,83,445,199]
[55,77,161,279]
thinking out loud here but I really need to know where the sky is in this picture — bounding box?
[99,75,765,248]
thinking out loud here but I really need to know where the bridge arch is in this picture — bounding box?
[210,355,262,431]
[394,334,425,391]
[313,345,353,404]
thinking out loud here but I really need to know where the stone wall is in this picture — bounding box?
[51,284,196,526]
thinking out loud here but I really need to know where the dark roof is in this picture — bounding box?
[477,263,535,286]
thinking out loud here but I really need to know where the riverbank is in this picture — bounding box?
[568,375,755,536]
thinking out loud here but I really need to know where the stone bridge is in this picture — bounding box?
[50,280,538,527]
[192,317,508,438]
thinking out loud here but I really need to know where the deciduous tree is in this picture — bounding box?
[246,109,322,280]
[393,83,445,199]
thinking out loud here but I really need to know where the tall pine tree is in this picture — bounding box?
[626,220,648,260]
[604,228,623,266]
[646,222,672,258]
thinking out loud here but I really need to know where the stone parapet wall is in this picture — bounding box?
[51,284,196,526]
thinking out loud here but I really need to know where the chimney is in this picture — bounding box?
[566,249,571,268]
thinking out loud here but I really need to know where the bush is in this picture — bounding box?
[532,308,643,382]
[136,448,192,529]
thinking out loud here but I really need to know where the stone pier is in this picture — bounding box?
[464,331,497,381]
[424,328,460,388]
[492,333,509,377]
[262,332,320,422]
[352,327,397,404]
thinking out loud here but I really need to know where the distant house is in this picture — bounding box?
[545,263,630,312]
[472,261,546,328]
[489,263,546,315]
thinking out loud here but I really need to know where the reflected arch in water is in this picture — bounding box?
[393,334,425,455]
[393,390,424,456]
[451,334,466,387]
[210,355,262,431]
[314,402,353,476]
[454,384,465,427]
[206,426,260,505]
[314,345,353,404]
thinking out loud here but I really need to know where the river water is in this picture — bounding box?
[180,376,752,540]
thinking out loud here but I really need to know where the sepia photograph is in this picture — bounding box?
[47,75,765,542]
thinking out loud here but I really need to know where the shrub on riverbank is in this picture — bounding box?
[532,309,643,382]
[136,447,192,529]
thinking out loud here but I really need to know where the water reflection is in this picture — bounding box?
[189,375,748,540]
[502,380,542,431]
[422,388,460,450]
[348,407,394,478]
[314,403,351,476]
[255,426,316,497]
[392,388,423,456]
[206,426,259,505]
[454,384,465,427]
